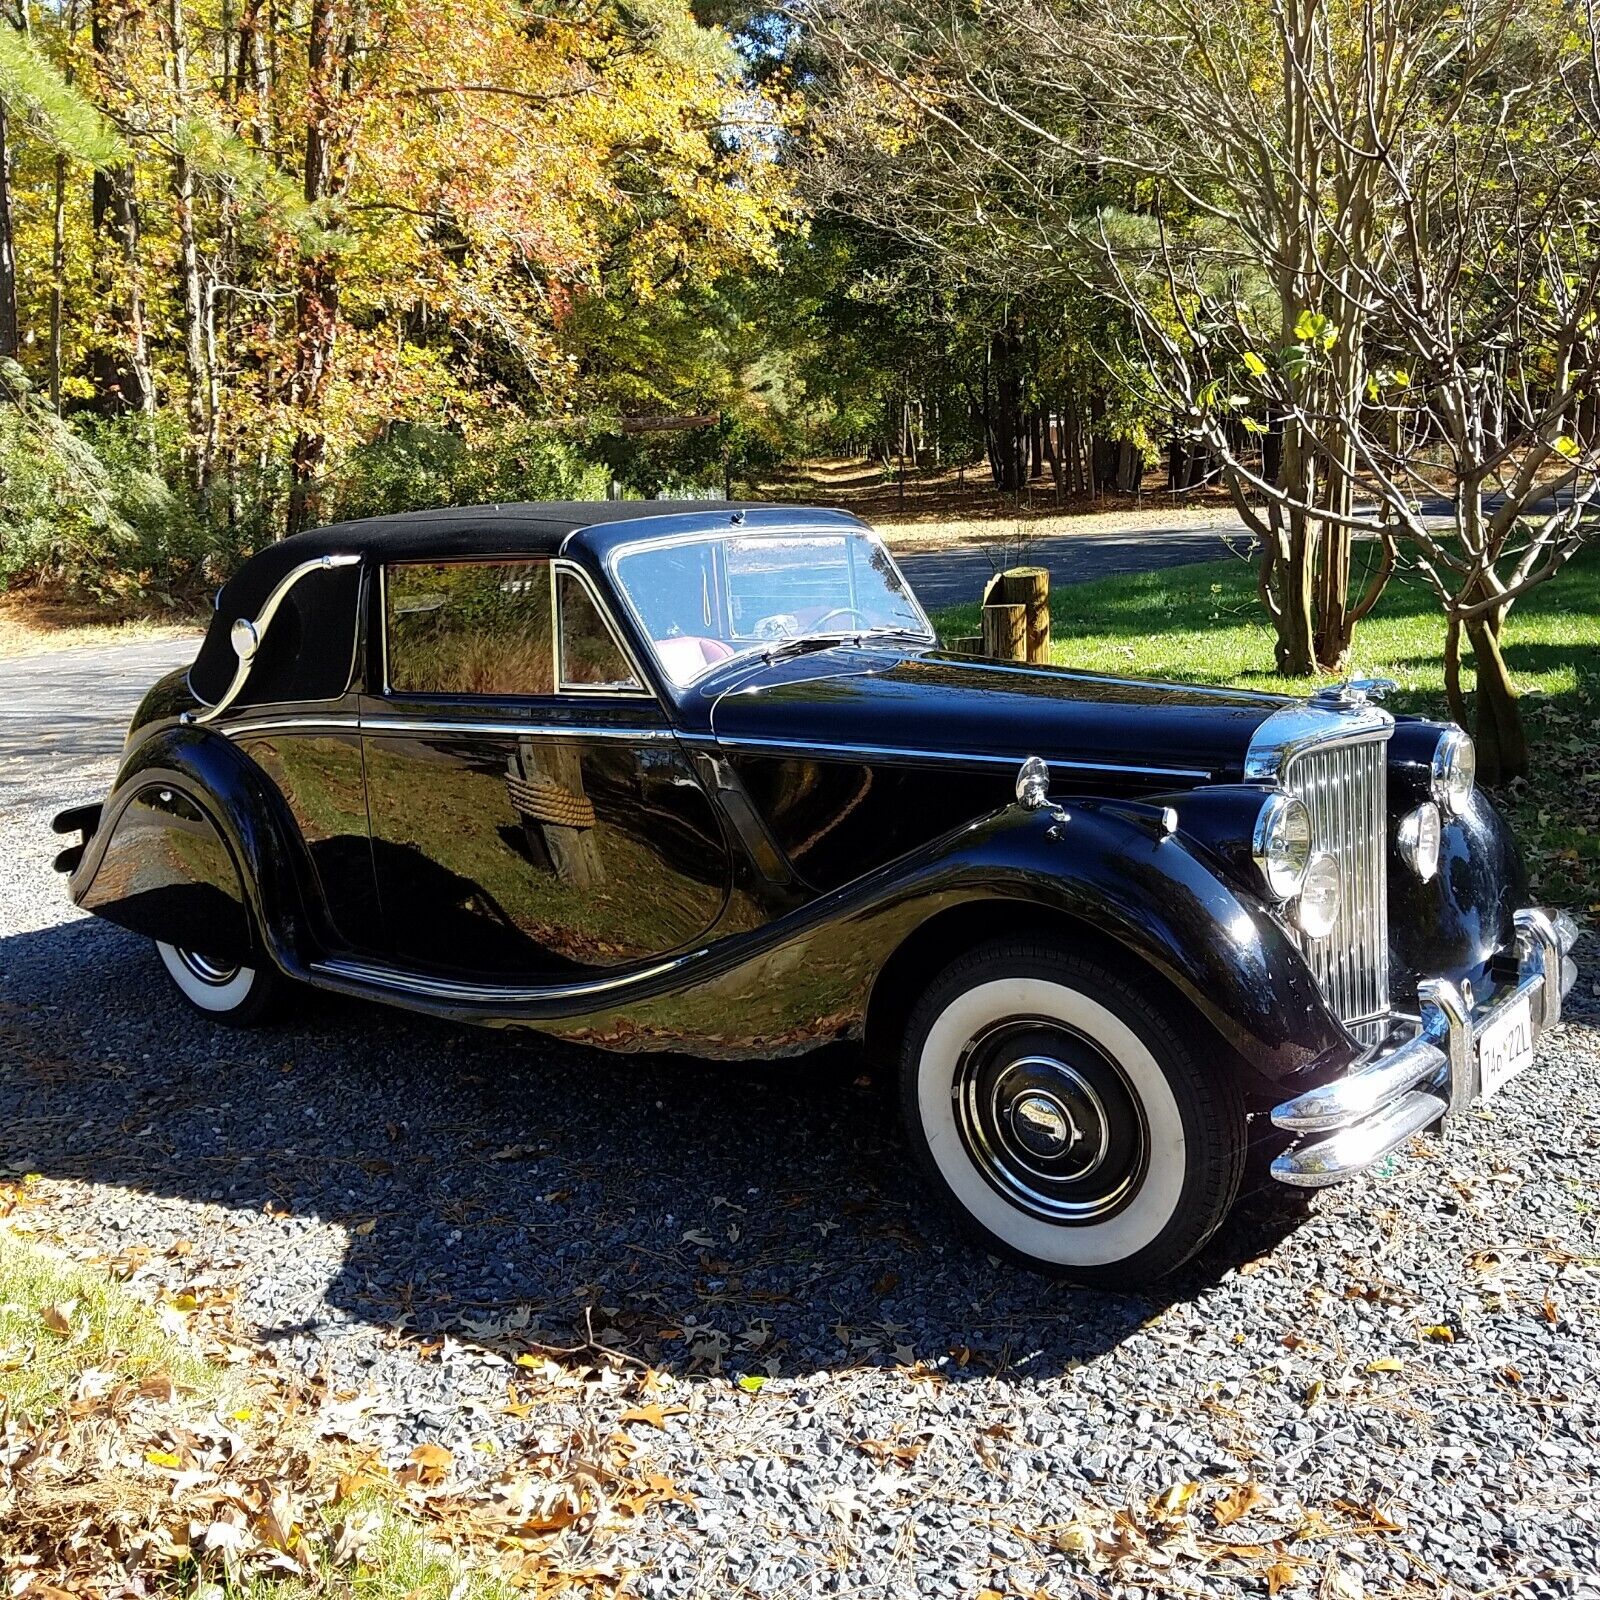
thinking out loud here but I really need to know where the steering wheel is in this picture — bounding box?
[813,606,873,631]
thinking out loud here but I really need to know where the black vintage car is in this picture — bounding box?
[53,501,1580,1282]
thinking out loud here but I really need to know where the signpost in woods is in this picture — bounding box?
[980,568,1051,663]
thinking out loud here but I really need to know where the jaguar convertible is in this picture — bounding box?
[52,501,1581,1282]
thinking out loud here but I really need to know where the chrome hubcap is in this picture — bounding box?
[177,948,241,986]
[953,1023,1145,1222]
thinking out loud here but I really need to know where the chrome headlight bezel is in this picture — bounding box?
[1431,727,1475,817]
[1253,791,1313,901]
[1398,801,1442,882]
[1294,850,1343,938]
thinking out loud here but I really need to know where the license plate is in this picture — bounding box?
[1477,995,1535,1101]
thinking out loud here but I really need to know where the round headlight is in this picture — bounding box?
[1431,727,1475,816]
[1398,801,1442,882]
[1295,851,1342,939]
[1253,792,1313,900]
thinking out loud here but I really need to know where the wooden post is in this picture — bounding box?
[997,566,1050,663]
[950,633,983,655]
[982,602,1028,662]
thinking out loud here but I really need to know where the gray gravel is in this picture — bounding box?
[2,651,1598,1598]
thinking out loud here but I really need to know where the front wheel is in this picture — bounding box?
[899,941,1244,1284]
[154,940,279,1027]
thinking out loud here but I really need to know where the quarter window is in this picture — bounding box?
[557,570,641,691]
[385,560,554,696]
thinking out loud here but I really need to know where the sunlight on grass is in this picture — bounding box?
[0,1223,507,1600]
[0,1224,219,1421]
[933,545,1600,907]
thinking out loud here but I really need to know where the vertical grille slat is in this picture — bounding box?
[1282,735,1390,1030]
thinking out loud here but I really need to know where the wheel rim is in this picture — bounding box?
[175,948,242,987]
[952,1019,1148,1223]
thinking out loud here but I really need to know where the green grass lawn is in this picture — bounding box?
[0,1218,508,1600]
[933,543,1600,910]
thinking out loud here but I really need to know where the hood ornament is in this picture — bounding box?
[1312,677,1397,709]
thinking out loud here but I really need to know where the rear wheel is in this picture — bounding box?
[898,940,1245,1284]
[154,940,279,1026]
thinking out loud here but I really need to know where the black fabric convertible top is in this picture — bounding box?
[190,500,764,706]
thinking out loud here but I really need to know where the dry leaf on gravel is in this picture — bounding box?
[1212,1482,1270,1527]
[618,1404,687,1429]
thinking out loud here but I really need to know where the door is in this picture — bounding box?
[362,555,732,981]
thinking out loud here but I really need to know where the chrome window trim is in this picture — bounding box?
[603,523,936,690]
[223,713,675,742]
[1243,701,1394,782]
[695,732,1211,781]
[184,553,360,726]
[551,557,653,697]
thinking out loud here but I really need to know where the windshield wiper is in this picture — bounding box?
[759,626,933,664]
[760,633,854,663]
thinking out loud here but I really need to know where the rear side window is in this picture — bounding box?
[385,560,553,696]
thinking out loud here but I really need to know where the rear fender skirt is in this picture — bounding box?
[69,727,313,971]
[301,800,1349,1095]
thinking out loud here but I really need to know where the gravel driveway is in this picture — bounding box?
[2,654,1598,1598]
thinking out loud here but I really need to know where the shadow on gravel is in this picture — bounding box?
[0,915,1309,1380]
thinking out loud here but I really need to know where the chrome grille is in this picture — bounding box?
[1281,734,1390,1028]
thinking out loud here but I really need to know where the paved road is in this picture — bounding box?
[0,636,198,810]
[894,525,1247,607]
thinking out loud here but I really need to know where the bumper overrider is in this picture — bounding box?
[1271,909,1583,1186]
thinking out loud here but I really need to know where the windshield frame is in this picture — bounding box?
[604,522,937,690]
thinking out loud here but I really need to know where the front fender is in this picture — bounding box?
[539,801,1349,1096]
[922,801,1348,1096]
[69,726,313,972]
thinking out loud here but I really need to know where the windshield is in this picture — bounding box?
[611,527,934,687]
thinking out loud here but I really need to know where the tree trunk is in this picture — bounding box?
[287,0,339,535]
[168,0,212,489]
[0,96,18,364]
[49,150,66,410]
[1465,610,1528,784]
[90,0,155,416]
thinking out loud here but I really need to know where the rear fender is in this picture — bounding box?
[69,727,311,971]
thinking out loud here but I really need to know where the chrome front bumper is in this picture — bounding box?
[1270,908,1583,1187]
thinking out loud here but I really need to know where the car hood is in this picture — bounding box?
[707,645,1293,784]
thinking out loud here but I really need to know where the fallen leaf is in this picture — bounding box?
[1365,1356,1404,1374]
[353,1219,377,1237]
[40,1302,74,1336]
[854,1435,926,1466]
[1325,1556,1365,1600]
[145,1449,183,1469]
[1212,1481,1270,1526]
[1266,1558,1302,1596]
[736,1374,766,1393]
[1421,1324,1455,1343]
[619,1403,688,1429]
[409,1442,454,1481]
[1153,1481,1199,1517]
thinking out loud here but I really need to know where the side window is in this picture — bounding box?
[385,560,554,696]
[557,570,642,691]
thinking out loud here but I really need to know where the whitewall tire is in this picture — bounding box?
[899,940,1244,1284]
[155,940,278,1026]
